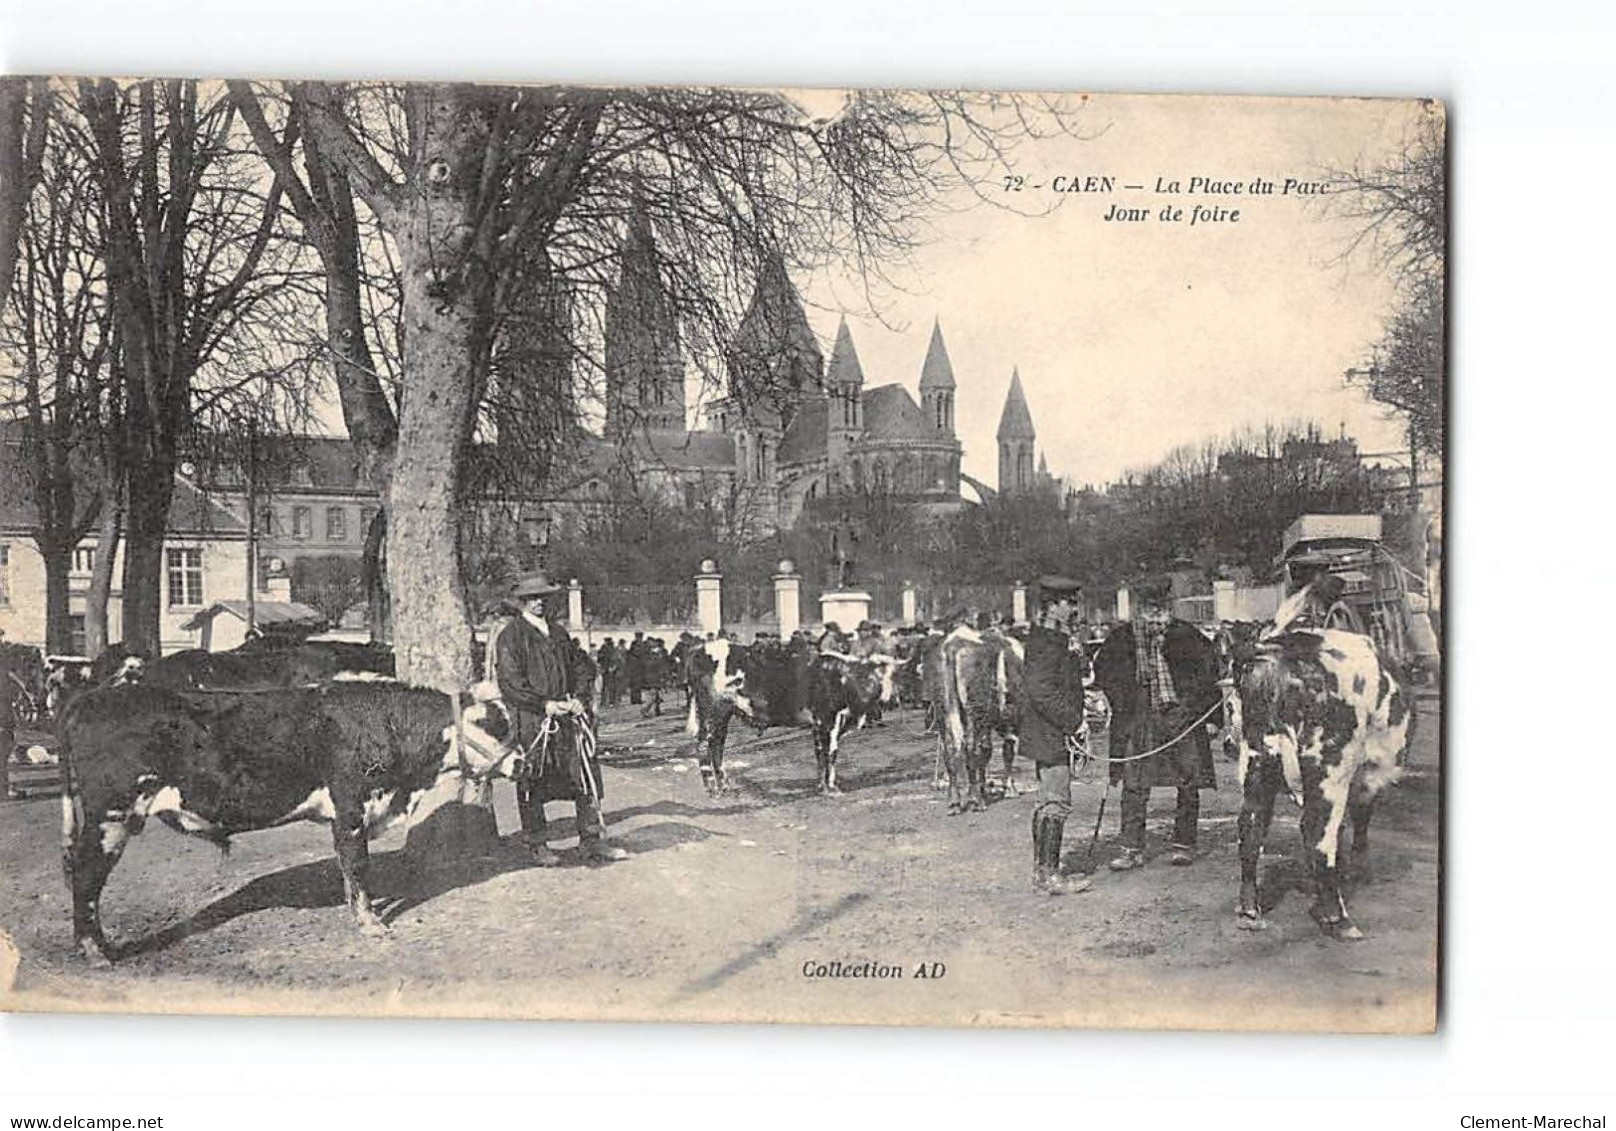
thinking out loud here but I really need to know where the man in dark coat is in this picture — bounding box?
[598,638,620,706]
[490,574,628,866]
[625,631,646,705]
[1020,576,1094,896]
[1092,577,1219,870]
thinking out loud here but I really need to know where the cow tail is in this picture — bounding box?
[995,648,1008,716]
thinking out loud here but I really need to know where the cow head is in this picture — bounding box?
[868,654,902,706]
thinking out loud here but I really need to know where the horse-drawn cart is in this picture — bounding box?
[1280,514,1441,682]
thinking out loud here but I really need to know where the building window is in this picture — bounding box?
[258,506,276,538]
[166,548,204,607]
[360,506,380,538]
[72,547,95,575]
[0,543,9,605]
[68,614,86,656]
[292,506,313,539]
[326,507,347,542]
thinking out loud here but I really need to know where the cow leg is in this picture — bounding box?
[821,709,848,796]
[1347,781,1379,884]
[332,813,387,937]
[1236,756,1282,930]
[964,718,989,811]
[1300,760,1361,940]
[931,732,948,791]
[1001,730,1020,797]
[702,713,733,797]
[941,707,967,814]
[63,800,128,967]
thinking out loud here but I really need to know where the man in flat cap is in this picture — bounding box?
[489,573,627,866]
[1021,575,1094,895]
[1091,576,1219,870]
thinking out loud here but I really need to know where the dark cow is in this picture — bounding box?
[58,680,519,965]
[1233,626,1411,939]
[804,650,901,795]
[682,637,898,797]
[131,640,395,691]
[936,626,1029,813]
[683,636,813,795]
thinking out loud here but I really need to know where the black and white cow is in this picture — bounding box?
[805,651,901,795]
[682,637,899,797]
[59,680,519,965]
[1234,627,1412,939]
[683,637,813,795]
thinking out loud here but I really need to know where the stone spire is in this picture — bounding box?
[997,367,1037,495]
[825,316,866,389]
[604,198,684,435]
[996,367,1036,441]
[920,318,957,435]
[726,254,823,428]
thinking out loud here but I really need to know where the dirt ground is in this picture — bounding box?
[0,693,1440,1031]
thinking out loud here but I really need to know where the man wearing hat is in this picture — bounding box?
[1091,575,1219,870]
[1020,575,1094,896]
[489,573,627,866]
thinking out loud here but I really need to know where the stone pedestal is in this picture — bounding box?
[1211,578,1236,623]
[1012,581,1028,625]
[901,583,918,627]
[820,590,872,633]
[567,578,585,632]
[773,563,802,636]
[696,563,723,637]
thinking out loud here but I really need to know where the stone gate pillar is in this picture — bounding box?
[1116,585,1131,623]
[567,578,585,633]
[1212,578,1236,623]
[1012,581,1028,625]
[696,559,723,637]
[901,581,918,627]
[773,560,802,636]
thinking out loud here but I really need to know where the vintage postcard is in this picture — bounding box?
[0,80,1444,1031]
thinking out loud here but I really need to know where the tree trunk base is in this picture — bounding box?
[405,776,501,863]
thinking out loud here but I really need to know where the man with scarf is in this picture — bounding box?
[1021,576,1094,896]
[489,573,628,867]
[1092,576,1219,870]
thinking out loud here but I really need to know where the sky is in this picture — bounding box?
[785,93,1434,489]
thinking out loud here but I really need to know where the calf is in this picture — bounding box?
[59,681,518,965]
[936,627,1025,813]
[1234,627,1411,939]
[805,651,901,795]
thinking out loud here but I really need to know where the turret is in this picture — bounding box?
[604,199,684,435]
[824,317,865,464]
[918,318,957,435]
[996,367,1037,495]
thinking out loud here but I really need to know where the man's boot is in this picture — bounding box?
[1110,785,1147,870]
[577,797,628,864]
[517,790,562,867]
[1169,785,1199,865]
[1032,813,1090,896]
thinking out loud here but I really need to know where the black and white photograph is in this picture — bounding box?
[0,80,1444,1031]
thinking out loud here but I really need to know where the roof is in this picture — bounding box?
[918,319,956,390]
[728,255,823,396]
[179,600,325,632]
[995,368,1036,441]
[777,397,828,466]
[860,385,939,441]
[825,317,865,388]
[0,439,248,537]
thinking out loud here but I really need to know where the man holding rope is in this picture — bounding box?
[1092,576,1220,870]
[489,573,628,867]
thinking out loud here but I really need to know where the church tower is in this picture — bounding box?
[824,317,866,465]
[997,367,1037,495]
[919,318,956,435]
[604,200,684,436]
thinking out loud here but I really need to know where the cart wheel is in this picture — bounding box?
[1323,601,1364,634]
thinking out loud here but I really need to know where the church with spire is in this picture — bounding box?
[556,212,1044,534]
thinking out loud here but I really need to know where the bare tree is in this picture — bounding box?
[1330,103,1446,463]
[284,82,1074,691]
[0,78,51,316]
[78,79,290,655]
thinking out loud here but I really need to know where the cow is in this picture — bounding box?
[131,641,395,691]
[935,626,1029,813]
[683,636,813,796]
[1233,626,1412,939]
[804,650,901,795]
[58,680,519,965]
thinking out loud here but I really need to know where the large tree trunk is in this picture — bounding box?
[85,503,120,657]
[38,539,73,655]
[121,467,174,657]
